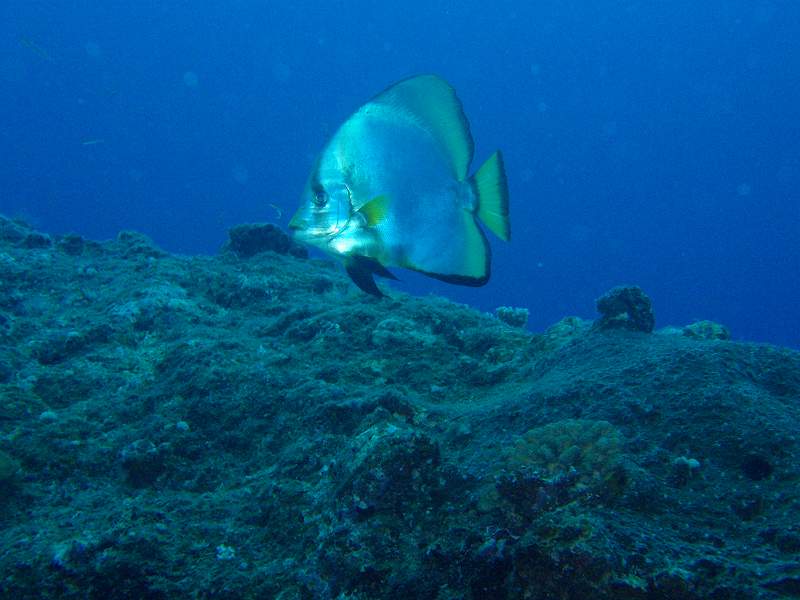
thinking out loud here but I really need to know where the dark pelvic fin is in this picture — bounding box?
[345,256,398,297]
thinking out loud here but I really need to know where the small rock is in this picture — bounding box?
[216,544,236,561]
[115,231,166,258]
[594,285,655,333]
[22,232,52,249]
[39,410,59,422]
[495,306,529,328]
[57,233,85,256]
[670,456,701,487]
[0,217,29,243]
[225,223,307,258]
[683,320,731,340]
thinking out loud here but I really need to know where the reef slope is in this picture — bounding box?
[0,216,798,599]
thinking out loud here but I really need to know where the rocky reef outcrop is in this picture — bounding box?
[1,215,799,599]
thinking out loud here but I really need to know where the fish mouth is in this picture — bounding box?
[289,217,346,240]
[288,222,327,248]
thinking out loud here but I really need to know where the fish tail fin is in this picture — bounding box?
[471,151,510,241]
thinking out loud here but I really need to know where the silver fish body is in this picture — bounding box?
[289,74,510,296]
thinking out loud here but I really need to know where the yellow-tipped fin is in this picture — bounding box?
[358,195,391,226]
[472,151,510,241]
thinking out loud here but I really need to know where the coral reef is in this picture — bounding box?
[1,215,799,599]
[495,306,529,328]
[223,222,307,259]
[683,319,731,340]
[507,419,623,485]
[594,285,655,332]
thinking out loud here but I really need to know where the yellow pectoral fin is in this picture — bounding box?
[358,195,391,226]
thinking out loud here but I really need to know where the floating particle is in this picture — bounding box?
[736,183,751,197]
[84,41,102,58]
[232,165,249,185]
[272,61,291,83]
[183,70,199,87]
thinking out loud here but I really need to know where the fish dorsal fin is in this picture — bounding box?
[369,75,474,180]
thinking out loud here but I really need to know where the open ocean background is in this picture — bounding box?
[1,1,798,347]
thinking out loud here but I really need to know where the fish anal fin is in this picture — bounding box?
[400,211,490,285]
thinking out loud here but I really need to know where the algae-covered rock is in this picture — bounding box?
[507,419,623,484]
[0,216,29,243]
[0,217,799,600]
[113,230,167,259]
[594,285,655,332]
[371,316,437,348]
[224,222,308,258]
[56,233,86,256]
[494,305,529,328]
[683,319,731,340]
[539,316,591,350]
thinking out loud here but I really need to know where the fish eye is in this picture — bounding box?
[312,188,328,208]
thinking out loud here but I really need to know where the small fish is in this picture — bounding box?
[81,139,105,146]
[289,75,510,297]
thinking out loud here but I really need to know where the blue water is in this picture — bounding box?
[2,1,798,347]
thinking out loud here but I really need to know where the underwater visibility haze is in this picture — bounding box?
[2,3,800,599]
[1,1,799,346]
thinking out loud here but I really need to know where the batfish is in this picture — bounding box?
[289,74,510,296]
